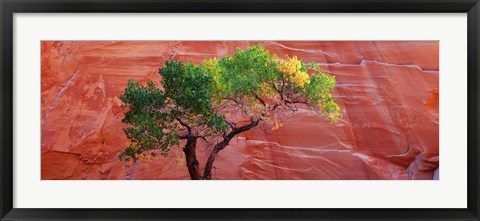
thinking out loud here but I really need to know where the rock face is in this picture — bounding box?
[41,41,439,180]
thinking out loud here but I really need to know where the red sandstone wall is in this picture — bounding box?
[41,41,439,180]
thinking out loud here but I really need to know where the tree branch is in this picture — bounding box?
[285,100,308,105]
[280,78,286,100]
[225,97,250,116]
[253,93,266,107]
[270,104,280,112]
[230,117,261,141]
[225,120,236,129]
[175,118,192,134]
[197,135,209,143]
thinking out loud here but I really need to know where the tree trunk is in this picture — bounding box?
[183,136,201,180]
[202,119,260,180]
[202,143,224,180]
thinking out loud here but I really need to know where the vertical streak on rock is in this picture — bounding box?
[49,64,81,109]
[127,161,139,180]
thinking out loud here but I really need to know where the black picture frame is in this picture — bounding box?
[1,0,479,220]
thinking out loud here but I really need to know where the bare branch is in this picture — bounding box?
[270,104,280,112]
[225,97,250,116]
[175,118,192,134]
[285,100,308,105]
[197,135,208,143]
[280,77,286,100]
[225,120,236,129]
[253,93,266,107]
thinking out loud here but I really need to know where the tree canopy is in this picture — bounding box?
[119,44,341,179]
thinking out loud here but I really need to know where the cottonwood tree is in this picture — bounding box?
[119,44,341,180]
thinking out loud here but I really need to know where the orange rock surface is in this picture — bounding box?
[41,41,439,180]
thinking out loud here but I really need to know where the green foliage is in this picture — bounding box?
[159,60,229,133]
[119,43,341,162]
[119,80,178,161]
[203,44,280,99]
[161,60,213,114]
